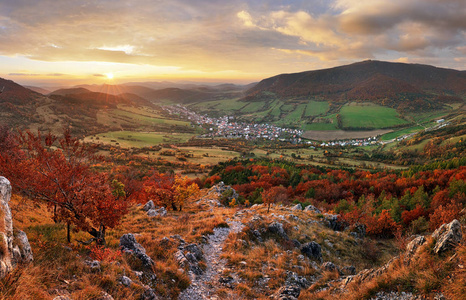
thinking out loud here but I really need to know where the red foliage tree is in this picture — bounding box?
[366,210,401,238]
[261,185,288,213]
[0,129,128,245]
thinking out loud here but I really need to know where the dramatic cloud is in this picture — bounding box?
[0,0,464,84]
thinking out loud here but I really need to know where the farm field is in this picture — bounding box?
[85,131,196,147]
[339,103,410,129]
[304,100,329,117]
[302,129,392,141]
[380,125,424,140]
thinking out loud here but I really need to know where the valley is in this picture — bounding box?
[0,60,465,300]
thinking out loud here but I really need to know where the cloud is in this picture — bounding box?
[0,0,464,80]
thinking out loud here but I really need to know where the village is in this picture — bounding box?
[162,104,449,149]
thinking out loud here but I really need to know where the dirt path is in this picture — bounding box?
[178,218,244,300]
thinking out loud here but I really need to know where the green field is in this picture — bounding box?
[240,101,267,113]
[85,131,195,147]
[302,114,338,130]
[340,103,409,129]
[282,104,306,124]
[304,101,329,117]
[381,125,424,140]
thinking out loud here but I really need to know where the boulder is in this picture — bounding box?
[0,177,33,279]
[274,285,301,300]
[324,214,343,231]
[147,207,167,217]
[404,236,426,264]
[119,275,132,287]
[304,205,321,214]
[321,261,339,273]
[184,243,203,261]
[340,265,356,276]
[290,204,302,211]
[268,222,288,239]
[119,233,154,268]
[143,200,155,212]
[432,219,462,254]
[300,242,322,261]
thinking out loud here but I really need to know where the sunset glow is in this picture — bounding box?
[0,0,464,86]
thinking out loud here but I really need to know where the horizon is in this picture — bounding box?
[1,0,465,86]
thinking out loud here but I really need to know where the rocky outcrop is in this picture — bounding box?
[0,176,33,279]
[268,222,289,239]
[343,219,464,289]
[300,241,322,261]
[147,207,167,217]
[274,285,301,300]
[143,200,155,212]
[120,233,155,268]
[290,204,302,211]
[175,243,204,275]
[303,205,321,214]
[119,233,156,288]
[432,219,462,254]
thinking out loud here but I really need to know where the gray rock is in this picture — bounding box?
[147,207,167,217]
[13,230,33,263]
[324,214,343,231]
[321,261,339,272]
[119,275,132,287]
[119,233,154,268]
[268,222,288,239]
[292,239,301,248]
[0,177,33,279]
[404,236,426,264]
[290,204,302,211]
[300,242,322,261]
[432,219,462,254]
[274,285,301,300]
[143,200,155,212]
[184,243,203,261]
[304,205,321,214]
[285,271,309,288]
[341,265,356,276]
[141,287,158,300]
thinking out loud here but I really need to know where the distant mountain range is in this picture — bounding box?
[244,60,465,111]
[1,60,465,134]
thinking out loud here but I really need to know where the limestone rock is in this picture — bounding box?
[404,236,426,264]
[119,275,132,287]
[268,222,288,239]
[147,207,167,217]
[274,285,301,300]
[324,214,343,231]
[0,177,33,279]
[432,219,462,254]
[321,261,339,273]
[119,233,154,268]
[300,242,322,261]
[143,200,155,212]
[290,204,302,211]
[304,205,321,214]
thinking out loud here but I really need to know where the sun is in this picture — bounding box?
[105,72,114,80]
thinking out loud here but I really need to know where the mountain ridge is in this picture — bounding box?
[244,60,466,110]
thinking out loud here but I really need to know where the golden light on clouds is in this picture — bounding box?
[0,0,464,86]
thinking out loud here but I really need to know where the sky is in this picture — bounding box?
[0,0,465,87]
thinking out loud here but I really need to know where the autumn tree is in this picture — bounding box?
[261,185,288,213]
[0,129,128,245]
[143,173,199,211]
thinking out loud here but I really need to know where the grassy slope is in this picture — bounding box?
[340,103,409,129]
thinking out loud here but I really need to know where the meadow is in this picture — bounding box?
[85,131,196,147]
[339,103,410,129]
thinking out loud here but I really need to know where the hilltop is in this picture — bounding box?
[244,60,466,110]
